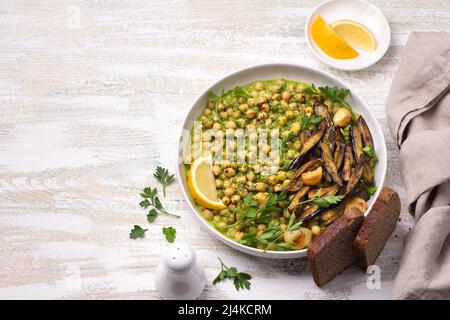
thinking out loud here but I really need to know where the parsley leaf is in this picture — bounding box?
[301,114,323,130]
[130,225,148,239]
[366,185,377,196]
[162,226,176,243]
[298,189,345,209]
[363,144,378,160]
[140,187,180,221]
[305,84,356,123]
[213,258,252,291]
[153,166,175,197]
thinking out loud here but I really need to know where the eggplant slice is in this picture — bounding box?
[357,116,373,147]
[351,125,364,163]
[342,144,354,182]
[320,142,344,186]
[288,123,326,170]
[334,130,346,170]
[288,185,310,211]
[346,154,369,195]
[282,159,322,192]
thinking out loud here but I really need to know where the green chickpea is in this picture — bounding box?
[259,111,268,119]
[226,121,237,129]
[203,119,213,128]
[217,103,225,111]
[255,82,264,90]
[281,91,291,101]
[224,167,236,177]
[257,224,266,232]
[268,175,278,185]
[231,195,240,203]
[272,93,281,101]
[238,104,249,112]
[255,182,266,192]
[217,221,227,231]
[246,172,256,182]
[213,215,221,223]
[285,110,295,120]
[223,180,231,188]
[274,184,282,192]
[203,109,211,116]
[280,223,287,232]
[245,109,256,119]
[234,231,244,240]
[224,187,234,197]
[238,164,248,173]
[286,171,296,179]
[282,179,291,187]
[220,111,228,120]
[278,116,287,126]
[247,98,256,106]
[277,171,287,181]
[215,179,223,189]
[287,149,296,158]
[232,111,241,119]
[221,196,231,206]
[213,122,222,130]
[202,209,213,220]
[236,175,246,184]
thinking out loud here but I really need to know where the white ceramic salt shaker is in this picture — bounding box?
[154,244,206,300]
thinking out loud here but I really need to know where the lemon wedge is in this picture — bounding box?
[188,157,225,210]
[331,19,377,51]
[311,15,359,59]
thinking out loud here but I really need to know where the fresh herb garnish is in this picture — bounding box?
[301,114,323,130]
[298,189,345,208]
[341,125,351,142]
[153,166,175,197]
[363,144,378,160]
[130,225,148,239]
[213,258,252,291]
[366,185,377,196]
[305,84,356,123]
[280,132,294,151]
[208,86,250,104]
[140,187,180,221]
[162,226,176,243]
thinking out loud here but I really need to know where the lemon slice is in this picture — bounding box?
[311,15,359,60]
[188,157,225,210]
[330,19,377,51]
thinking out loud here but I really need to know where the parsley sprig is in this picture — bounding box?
[208,86,250,104]
[162,226,176,243]
[300,114,323,130]
[130,225,148,239]
[213,258,252,291]
[229,192,287,226]
[153,166,175,197]
[140,187,180,222]
[363,144,378,161]
[298,188,345,209]
[305,84,356,122]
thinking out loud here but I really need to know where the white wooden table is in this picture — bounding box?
[1,0,449,300]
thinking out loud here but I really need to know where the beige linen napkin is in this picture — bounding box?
[386,32,450,299]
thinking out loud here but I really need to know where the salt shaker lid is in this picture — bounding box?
[163,244,196,273]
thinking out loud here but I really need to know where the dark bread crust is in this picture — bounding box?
[307,208,364,287]
[354,187,401,270]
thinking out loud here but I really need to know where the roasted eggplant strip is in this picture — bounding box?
[288,185,310,211]
[307,184,339,199]
[351,125,364,163]
[314,105,335,150]
[288,122,326,170]
[320,142,344,186]
[342,144,354,182]
[334,130,346,170]
[298,203,320,219]
[282,159,322,192]
[357,116,373,147]
[362,165,374,185]
[299,207,324,223]
[345,154,369,195]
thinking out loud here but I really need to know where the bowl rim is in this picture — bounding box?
[304,0,391,71]
[176,63,387,259]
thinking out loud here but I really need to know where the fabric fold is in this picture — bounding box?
[386,32,450,299]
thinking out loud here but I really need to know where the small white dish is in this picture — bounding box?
[176,63,387,259]
[305,0,391,70]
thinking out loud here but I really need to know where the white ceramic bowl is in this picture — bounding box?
[305,0,391,70]
[176,63,387,259]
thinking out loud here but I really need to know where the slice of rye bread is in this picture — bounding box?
[354,187,401,270]
[307,208,365,287]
